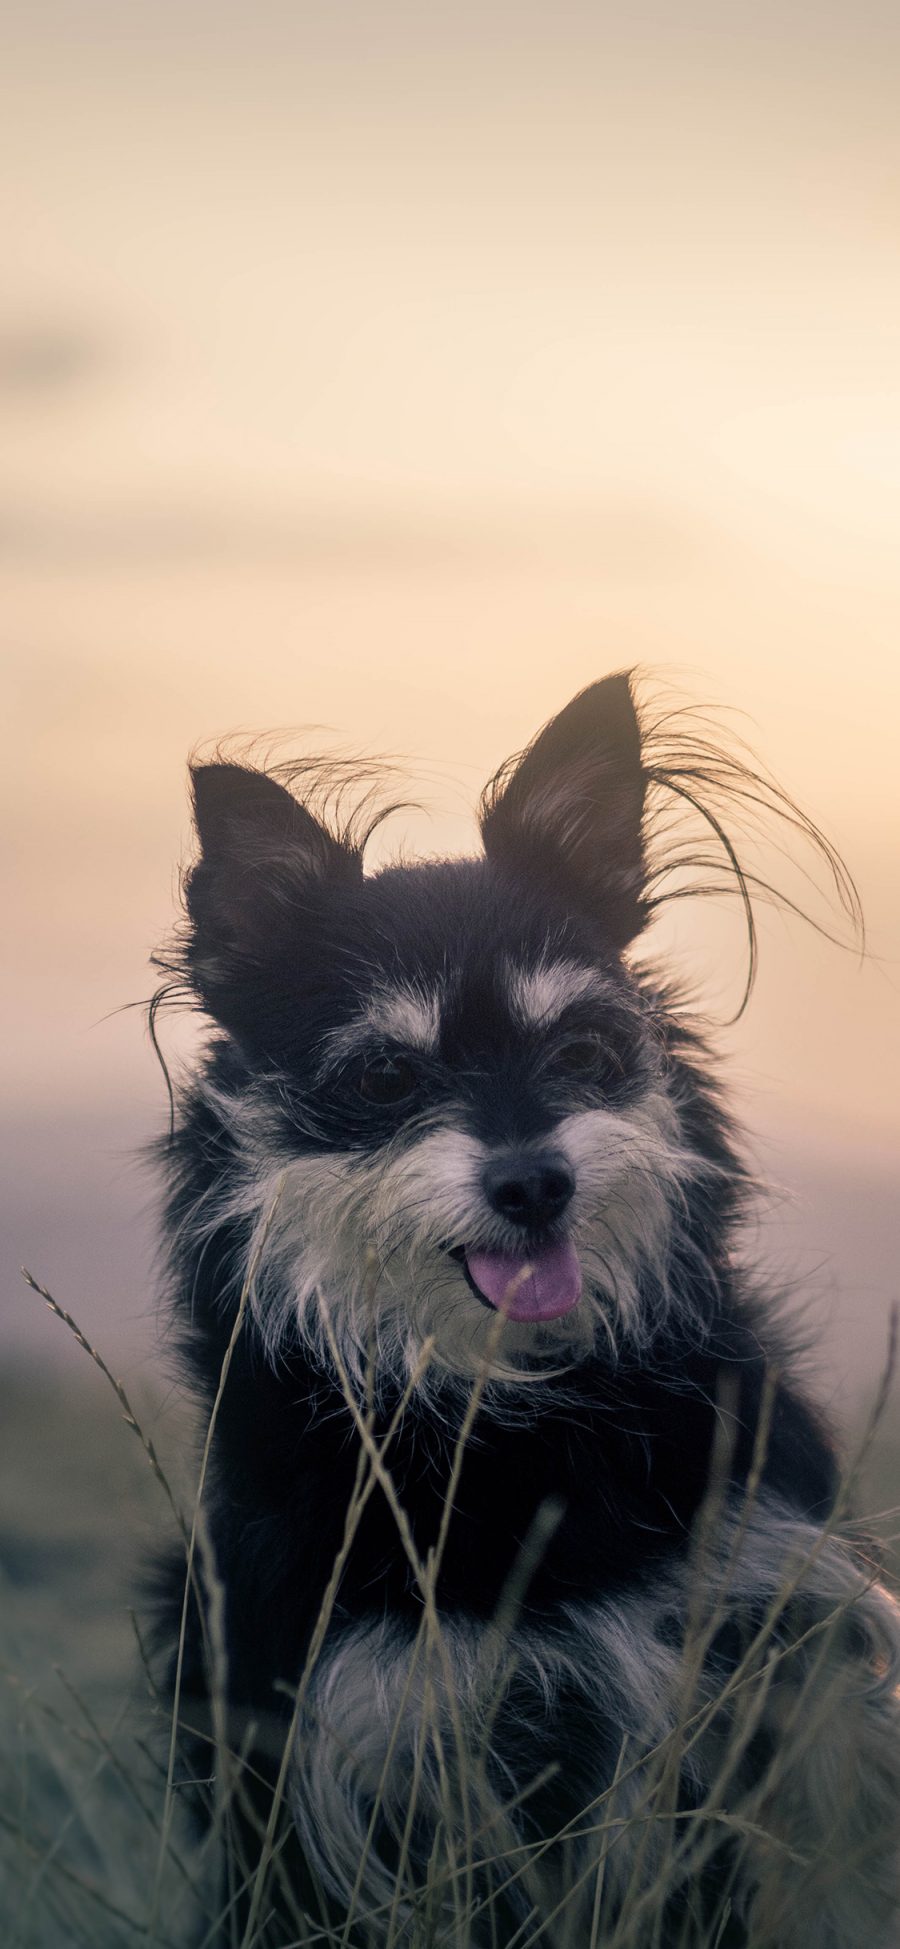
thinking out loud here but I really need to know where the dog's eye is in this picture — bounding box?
[557,1038,627,1089]
[357,1055,418,1104]
[558,1039,605,1076]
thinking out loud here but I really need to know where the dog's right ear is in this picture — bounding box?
[184,763,360,1013]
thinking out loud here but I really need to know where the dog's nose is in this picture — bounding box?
[483,1153,575,1231]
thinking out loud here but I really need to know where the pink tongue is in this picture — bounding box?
[465,1241,582,1322]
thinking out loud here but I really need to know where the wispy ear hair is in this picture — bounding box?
[146,746,414,1113]
[637,684,863,1014]
[144,685,863,1117]
[195,734,414,859]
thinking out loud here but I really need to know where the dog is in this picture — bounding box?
[153,673,900,1947]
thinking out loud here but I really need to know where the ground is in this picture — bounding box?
[2,1350,898,1946]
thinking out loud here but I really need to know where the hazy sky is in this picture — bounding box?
[2,1,898,1389]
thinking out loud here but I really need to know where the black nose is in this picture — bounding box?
[483,1152,575,1231]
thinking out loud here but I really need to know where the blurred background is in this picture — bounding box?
[2,0,898,1423]
[3,15,899,1936]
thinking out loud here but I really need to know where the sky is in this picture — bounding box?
[2,0,898,1402]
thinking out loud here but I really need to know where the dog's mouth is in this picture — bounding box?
[448,1241,583,1322]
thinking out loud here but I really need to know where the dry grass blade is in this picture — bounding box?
[149,1176,287,1944]
[19,1266,187,1542]
[6,1289,899,1948]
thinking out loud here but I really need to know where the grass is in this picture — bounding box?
[2,1276,899,1948]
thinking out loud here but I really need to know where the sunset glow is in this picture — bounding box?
[3,1,898,1391]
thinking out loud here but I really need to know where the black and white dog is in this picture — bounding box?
[155,674,900,1947]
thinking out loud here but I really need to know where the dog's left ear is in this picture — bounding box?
[480,673,647,947]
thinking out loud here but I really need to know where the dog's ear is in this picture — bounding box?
[185,763,360,1011]
[480,673,647,947]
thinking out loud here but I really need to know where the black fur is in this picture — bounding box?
[150,673,896,1947]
